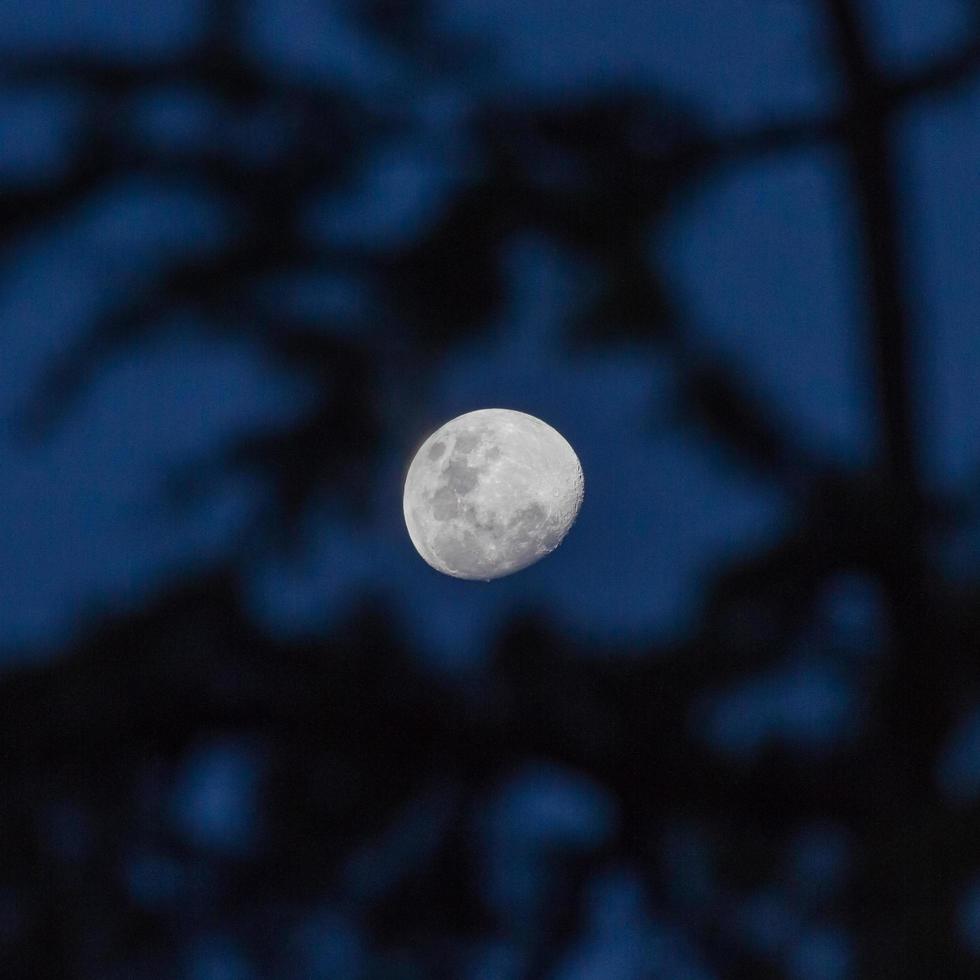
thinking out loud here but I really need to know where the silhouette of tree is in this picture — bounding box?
[2,1,980,977]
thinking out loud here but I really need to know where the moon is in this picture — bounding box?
[403,409,584,580]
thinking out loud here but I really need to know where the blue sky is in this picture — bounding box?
[0,0,977,669]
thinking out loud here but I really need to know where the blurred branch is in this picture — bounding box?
[823,0,934,737]
[2,4,980,974]
[888,20,980,100]
[821,0,979,972]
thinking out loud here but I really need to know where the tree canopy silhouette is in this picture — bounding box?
[2,1,980,978]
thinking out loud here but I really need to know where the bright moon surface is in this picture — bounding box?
[403,409,584,580]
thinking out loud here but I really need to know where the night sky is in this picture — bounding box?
[5,0,976,657]
[1,2,979,978]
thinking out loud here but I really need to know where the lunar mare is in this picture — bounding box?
[403,409,584,580]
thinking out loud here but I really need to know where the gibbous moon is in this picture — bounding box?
[403,409,584,580]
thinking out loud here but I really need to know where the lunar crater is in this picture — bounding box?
[444,459,482,495]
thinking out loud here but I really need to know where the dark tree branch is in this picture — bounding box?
[2,2,980,974]
[821,0,975,973]
[825,0,923,494]
[888,22,980,101]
